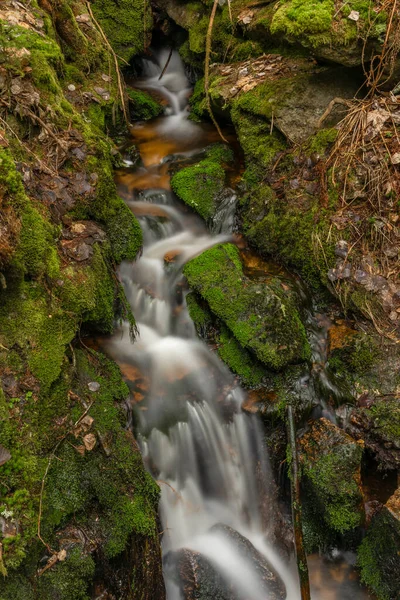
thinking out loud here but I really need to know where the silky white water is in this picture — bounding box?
[106,49,372,600]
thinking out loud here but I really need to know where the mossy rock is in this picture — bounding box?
[171,144,232,221]
[357,487,400,600]
[269,0,387,67]
[127,88,164,121]
[91,0,153,64]
[184,243,310,370]
[299,418,364,546]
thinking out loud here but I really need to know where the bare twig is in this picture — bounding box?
[205,0,228,143]
[86,1,130,127]
[159,47,173,81]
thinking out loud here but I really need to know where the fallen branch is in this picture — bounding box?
[287,404,311,600]
[159,47,173,81]
[205,0,228,143]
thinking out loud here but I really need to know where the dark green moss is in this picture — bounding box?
[299,419,364,549]
[357,499,400,600]
[217,325,266,386]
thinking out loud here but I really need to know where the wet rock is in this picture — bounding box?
[357,487,400,599]
[299,418,364,538]
[347,397,400,471]
[165,526,286,600]
[211,524,286,599]
[0,444,11,467]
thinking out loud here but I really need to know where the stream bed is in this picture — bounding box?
[102,49,373,600]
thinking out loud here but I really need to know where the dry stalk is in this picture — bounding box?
[205,0,228,143]
[86,1,130,127]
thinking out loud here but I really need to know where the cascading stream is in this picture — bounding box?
[104,49,372,600]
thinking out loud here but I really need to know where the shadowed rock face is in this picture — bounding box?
[358,487,400,600]
[164,525,286,600]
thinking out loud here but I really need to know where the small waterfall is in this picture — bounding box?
[105,49,371,600]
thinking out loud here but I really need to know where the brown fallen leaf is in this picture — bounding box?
[0,444,11,466]
[83,433,96,451]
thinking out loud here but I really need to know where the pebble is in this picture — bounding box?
[88,381,100,392]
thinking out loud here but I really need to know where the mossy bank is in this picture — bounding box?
[0,1,165,598]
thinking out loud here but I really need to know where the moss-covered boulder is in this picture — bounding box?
[127,88,164,121]
[184,243,310,370]
[357,487,400,600]
[91,0,153,63]
[299,418,365,550]
[171,144,233,221]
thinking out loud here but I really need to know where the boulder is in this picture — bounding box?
[164,525,286,600]
[183,243,310,370]
[347,397,400,472]
[299,418,365,547]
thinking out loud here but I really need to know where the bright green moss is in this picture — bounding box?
[127,89,163,121]
[184,243,310,369]
[86,160,143,262]
[231,106,286,178]
[59,244,116,333]
[91,0,153,63]
[270,0,386,48]
[307,127,338,155]
[271,0,335,44]
[218,325,266,386]
[171,157,225,220]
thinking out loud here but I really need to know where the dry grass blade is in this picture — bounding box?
[205,0,228,143]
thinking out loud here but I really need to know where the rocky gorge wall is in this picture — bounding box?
[0,1,399,600]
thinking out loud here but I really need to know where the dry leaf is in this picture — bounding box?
[83,433,96,451]
[0,444,11,466]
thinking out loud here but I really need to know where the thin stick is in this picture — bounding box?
[205,0,228,143]
[86,1,130,127]
[159,47,173,81]
[287,404,311,600]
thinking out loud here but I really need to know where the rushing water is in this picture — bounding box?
[104,49,373,600]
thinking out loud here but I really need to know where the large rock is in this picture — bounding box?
[347,397,400,472]
[202,55,362,145]
[183,243,310,370]
[165,525,286,600]
[299,418,365,548]
[358,487,400,600]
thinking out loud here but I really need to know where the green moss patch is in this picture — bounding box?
[171,145,231,220]
[184,243,310,369]
[127,89,164,121]
[299,418,364,547]
[91,0,153,64]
